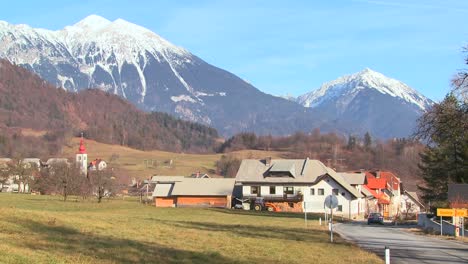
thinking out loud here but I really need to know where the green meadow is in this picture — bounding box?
[0,194,382,264]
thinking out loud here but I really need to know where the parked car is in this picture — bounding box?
[367,212,384,225]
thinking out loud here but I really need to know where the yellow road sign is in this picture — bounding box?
[454,209,467,217]
[437,208,454,217]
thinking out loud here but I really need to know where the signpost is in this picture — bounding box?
[324,195,338,243]
[436,208,467,237]
[437,208,454,236]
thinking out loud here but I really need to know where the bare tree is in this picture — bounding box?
[34,162,88,201]
[0,158,37,193]
[88,169,116,203]
[451,46,468,101]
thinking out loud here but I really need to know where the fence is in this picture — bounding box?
[417,213,467,237]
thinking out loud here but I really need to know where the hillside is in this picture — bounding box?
[0,59,218,157]
[61,137,288,179]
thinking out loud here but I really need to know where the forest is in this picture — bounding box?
[0,59,219,157]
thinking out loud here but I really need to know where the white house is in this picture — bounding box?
[235,158,363,218]
[88,159,107,171]
[400,191,425,218]
[339,172,371,218]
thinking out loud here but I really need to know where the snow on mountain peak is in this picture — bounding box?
[297,68,433,111]
[73,14,111,30]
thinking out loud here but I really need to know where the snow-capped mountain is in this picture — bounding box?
[297,68,434,138]
[0,15,319,136]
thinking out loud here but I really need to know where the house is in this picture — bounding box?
[448,184,468,208]
[235,158,363,217]
[190,172,210,178]
[88,159,107,171]
[363,173,390,217]
[46,158,70,166]
[151,176,235,208]
[400,190,425,218]
[364,170,403,218]
[340,172,370,217]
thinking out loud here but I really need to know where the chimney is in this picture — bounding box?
[196,171,200,178]
[376,170,381,178]
[265,157,272,166]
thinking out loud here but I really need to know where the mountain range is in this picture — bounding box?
[0,15,433,138]
[296,68,434,138]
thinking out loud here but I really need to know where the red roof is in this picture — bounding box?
[78,138,86,154]
[363,185,390,204]
[379,171,400,191]
[367,178,387,189]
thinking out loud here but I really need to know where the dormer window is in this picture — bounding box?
[265,161,296,178]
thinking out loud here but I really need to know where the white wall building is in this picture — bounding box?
[235,158,363,217]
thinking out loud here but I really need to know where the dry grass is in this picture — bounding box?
[0,194,382,264]
[61,137,288,179]
[20,128,47,137]
[406,227,468,243]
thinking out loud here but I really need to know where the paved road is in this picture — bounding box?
[334,222,468,264]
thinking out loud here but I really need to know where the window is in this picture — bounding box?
[251,186,259,195]
[318,188,324,196]
[332,189,339,195]
[337,205,343,212]
[270,186,276,194]
[284,187,294,195]
[310,188,315,195]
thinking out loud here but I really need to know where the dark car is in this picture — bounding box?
[367,212,384,225]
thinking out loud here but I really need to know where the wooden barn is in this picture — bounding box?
[151,176,235,208]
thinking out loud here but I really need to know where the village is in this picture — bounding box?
[2,136,466,234]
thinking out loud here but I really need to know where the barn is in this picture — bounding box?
[151,176,235,208]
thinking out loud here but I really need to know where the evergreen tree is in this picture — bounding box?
[364,132,372,149]
[347,135,357,150]
[416,93,468,204]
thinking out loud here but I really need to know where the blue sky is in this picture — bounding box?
[2,0,467,101]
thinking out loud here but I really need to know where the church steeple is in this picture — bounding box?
[76,133,88,175]
[78,133,87,154]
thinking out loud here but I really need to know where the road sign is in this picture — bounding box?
[437,208,454,217]
[454,209,467,217]
[324,195,338,209]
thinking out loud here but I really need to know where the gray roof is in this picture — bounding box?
[361,187,373,197]
[151,176,186,183]
[448,184,468,202]
[151,178,236,197]
[340,172,366,185]
[269,161,297,177]
[171,178,235,196]
[153,183,174,197]
[405,191,425,208]
[236,158,362,198]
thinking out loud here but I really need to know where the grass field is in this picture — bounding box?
[0,194,382,264]
[61,137,288,179]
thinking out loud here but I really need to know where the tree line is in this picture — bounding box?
[0,159,116,203]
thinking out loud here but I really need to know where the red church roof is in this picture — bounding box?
[78,138,86,154]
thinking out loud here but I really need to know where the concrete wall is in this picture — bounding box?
[418,213,467,237]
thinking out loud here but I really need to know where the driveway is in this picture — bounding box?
[334,222,468,264]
